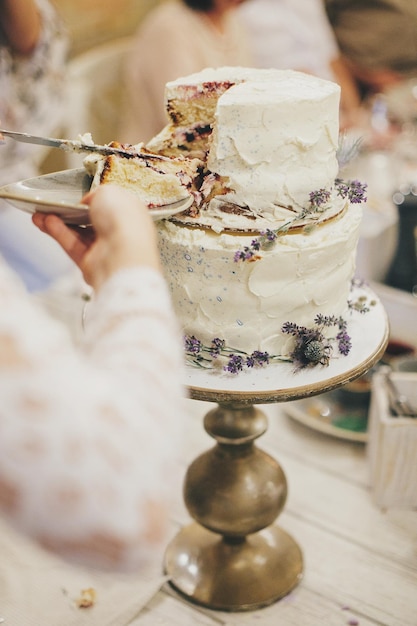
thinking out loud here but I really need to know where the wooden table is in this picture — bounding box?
[36,283,416,625]
[130,397,417,626]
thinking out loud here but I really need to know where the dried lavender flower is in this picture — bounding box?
[225,354,245,374]
[309,188,331,209]
[209,337,225,357]
[246,350,270,368]
[335,178,367,204]
[184,335,202,355]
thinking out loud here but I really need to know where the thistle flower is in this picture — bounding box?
[282,314,351,369]
[233,178,367,263]
[289,331,332,369]
[303,340,331,364]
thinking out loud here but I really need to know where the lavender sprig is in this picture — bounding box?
[184,311,352,373]
[234,178,366,264]
[335,178,367,204]
[184,335,288,371]
[308,188,331,210]
[233,239,261,262]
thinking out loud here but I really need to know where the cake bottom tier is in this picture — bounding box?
[158,204,363,364]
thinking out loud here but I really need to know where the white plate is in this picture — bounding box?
[284,391,368,443]
[0,168,194,225]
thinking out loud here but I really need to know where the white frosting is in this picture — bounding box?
[174,189,347,234]
[78,132,95,146]
[83,152,103,177]
[207,72,341,213]
[158,202,362,357]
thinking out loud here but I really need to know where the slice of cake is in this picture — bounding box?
[84,142,203,207]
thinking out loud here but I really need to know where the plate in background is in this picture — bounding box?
[284,389,369,443]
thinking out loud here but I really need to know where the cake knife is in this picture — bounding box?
[0,129,167,160]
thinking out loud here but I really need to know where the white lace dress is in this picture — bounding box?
[0,259,186,571]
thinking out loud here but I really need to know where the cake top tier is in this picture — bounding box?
[164,67,343,231]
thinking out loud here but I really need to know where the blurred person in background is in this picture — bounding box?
[324,0,417,99]
[120,0,254,145]
[0,0,72,292]
[237,0,361,129]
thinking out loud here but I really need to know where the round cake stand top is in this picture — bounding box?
[185,285,389,404]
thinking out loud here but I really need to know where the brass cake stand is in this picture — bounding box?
[164,286,389,612]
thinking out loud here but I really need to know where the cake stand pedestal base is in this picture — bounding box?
[165,523,302,611]
[165,401,302,611]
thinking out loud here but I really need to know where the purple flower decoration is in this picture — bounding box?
[337,329,352,355]
[335,178,367,204]
[309,188,331,209]
[283,325,333,370]
[209,337,226,357]
[225,354,245,374]
[282,314,351,369]
[184,335,202,355]
[234,246,258,262]
[246,350,270,368]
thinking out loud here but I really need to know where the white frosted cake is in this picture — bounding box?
[155,68,366,372]
[83,67,366,372]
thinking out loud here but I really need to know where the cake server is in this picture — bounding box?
[0,129,165,160]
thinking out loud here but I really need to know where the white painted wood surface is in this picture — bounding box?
[129,398,417,626]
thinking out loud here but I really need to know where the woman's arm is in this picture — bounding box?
[0,0,41,54]
[0,186,185,571]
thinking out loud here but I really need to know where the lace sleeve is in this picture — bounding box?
[0,259,186,571]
